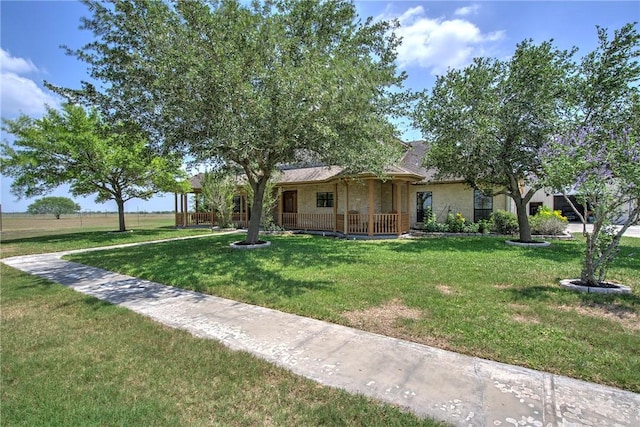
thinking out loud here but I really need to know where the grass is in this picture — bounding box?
[0,213,214,258]
[1,218,443,426]
[1,265,441,426]
[66,233,640,392]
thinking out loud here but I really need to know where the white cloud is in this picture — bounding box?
[387,6,505,75]
[0,48,38,74]
[454,4,480,17]
[0,48,59,116]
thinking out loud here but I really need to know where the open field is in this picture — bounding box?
[0,213,217,258]
[1,212,175,235]
[67,233,640,392]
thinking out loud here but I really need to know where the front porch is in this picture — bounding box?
[175,172,417,237]
[276,177,414,237]
[281,212,410,235]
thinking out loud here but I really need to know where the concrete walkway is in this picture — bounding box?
[3,243,639,427]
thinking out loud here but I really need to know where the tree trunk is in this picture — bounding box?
[513,197,532,242]
[116,197,127,232]
[581,233,599,286]
[244,177,268,244]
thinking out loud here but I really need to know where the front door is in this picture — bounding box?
[282,190,297,227]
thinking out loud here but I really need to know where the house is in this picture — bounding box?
[174,141,551,236]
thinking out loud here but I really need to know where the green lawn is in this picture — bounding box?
[67,233,640,392]
[1,226,214,258]
[1,263,442,427]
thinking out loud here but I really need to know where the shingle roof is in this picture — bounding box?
[274,166,345,184]
[399,140,463,183]
[187,141,462,190]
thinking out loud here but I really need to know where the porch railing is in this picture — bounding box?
[177,211,409,235]
[175,211,249,228]
[282,213,334,231]
[280,213,410,235]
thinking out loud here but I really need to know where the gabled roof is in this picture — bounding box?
[399,140,463,184]
[187,140,462,190]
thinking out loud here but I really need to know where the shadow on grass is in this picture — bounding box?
[1,228,182,245]
[67,233,638,302]
[507,285,640,306]
[69,234,356,299]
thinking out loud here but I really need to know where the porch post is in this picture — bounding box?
[406,182,410,232]
[241,195,246,227]
[174,193,178,227]
[395,181,402,236]
[333,182,338,232]
[368,179,374,236]
[182,194,188,227]
[344,181,349,235]
[278,188,283,227]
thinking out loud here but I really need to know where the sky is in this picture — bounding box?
[1,1,638,213]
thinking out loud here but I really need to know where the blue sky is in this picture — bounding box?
[1,1,638,212]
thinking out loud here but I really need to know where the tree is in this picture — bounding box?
[201,169,237,229]
[244,171,281,231]
[27,196,81,219]
[1,103,187,232]
[541,24,640,287]
[413,39,575,242]
[49,0,407,244]
[543,128,639,286]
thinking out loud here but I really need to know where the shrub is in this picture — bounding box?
[445,212,468,233]
[491,210,519,235]
[529,206,568,235]
[477,219,490,234]
[422,208,447,232]
[422,210,483,233]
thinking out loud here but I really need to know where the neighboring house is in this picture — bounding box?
[174,140,553,236]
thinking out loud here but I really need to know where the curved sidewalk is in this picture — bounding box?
[3,245,639,427]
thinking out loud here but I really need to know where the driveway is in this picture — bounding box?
[566,223,640,238]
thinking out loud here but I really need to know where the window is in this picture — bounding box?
[416,191,433,222]
[316,192,334,208]
[474,190,493,222]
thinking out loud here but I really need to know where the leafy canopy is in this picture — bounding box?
[27,196,81,219]
[413,30,621,243]
[541,23,640,286]
[51,0,409,242]
[1,103,187,231]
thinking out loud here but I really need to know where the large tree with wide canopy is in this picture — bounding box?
[50,0,409,243]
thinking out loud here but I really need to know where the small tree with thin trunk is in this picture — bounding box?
[1,103,187,232]
[27,196,81,219]
[201,169,236,229]
[542,23,640,287]
[542,127,639,286]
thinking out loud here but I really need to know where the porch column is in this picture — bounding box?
[368,179,374,236]
[344,181,350,235]
[241,195,246,227]
[182,194,188,227]
[174,193,178,227]
[333,183,338,232]
[277,188,283,227]
[406,182,410,232]
[395,182,402,236]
